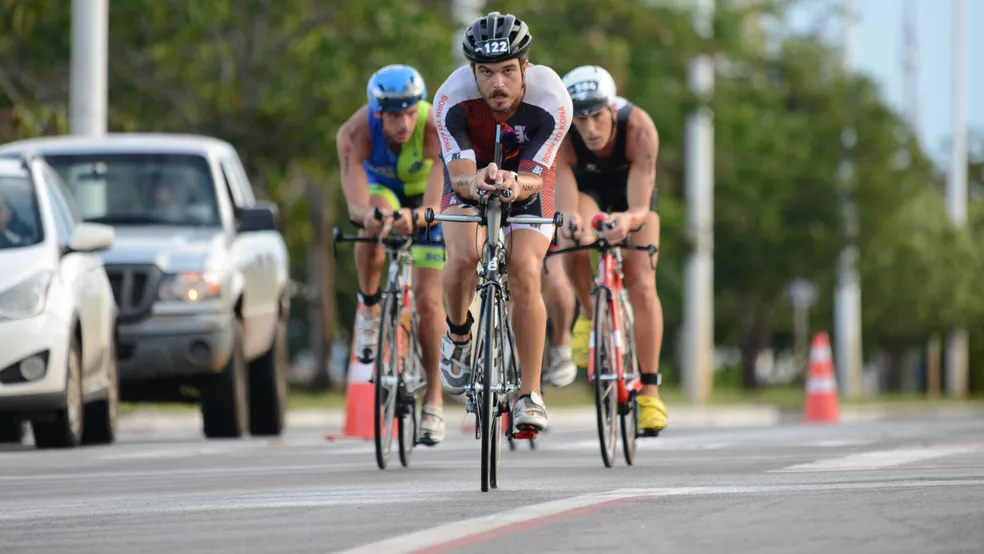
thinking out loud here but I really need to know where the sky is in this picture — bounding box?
[782,0,983,168]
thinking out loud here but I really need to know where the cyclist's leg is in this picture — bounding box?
[622,206,666,432]
[541,252,577,387]
[439,194,485,395]
[504,215,552,431]
[411,219,448,444]
[353,184,401,359]
[560,191,603,368]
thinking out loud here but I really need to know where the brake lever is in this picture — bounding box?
[331,227,342,260]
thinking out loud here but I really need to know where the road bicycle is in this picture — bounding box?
[545,215,657,467]
[424,124,562,491]
[333,208,427,470]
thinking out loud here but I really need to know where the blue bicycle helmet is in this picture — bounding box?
[367,65,428,112]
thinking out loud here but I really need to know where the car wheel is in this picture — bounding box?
[82,340,119,445]
[200,318,248,439]
[247,317,288,436]
[33,334,84,449]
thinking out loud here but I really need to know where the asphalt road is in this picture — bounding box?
[1,414,983,554]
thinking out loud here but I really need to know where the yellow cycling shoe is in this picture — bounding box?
[571,315,592,368]
[637,395,667,436]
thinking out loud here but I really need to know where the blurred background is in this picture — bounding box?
[1,0,981,407]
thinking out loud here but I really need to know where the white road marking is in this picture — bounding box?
[333,479,984,554]
[772,445,984,473]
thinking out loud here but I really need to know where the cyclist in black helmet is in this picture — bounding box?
[553,65,667,434]
[432,12,573,433]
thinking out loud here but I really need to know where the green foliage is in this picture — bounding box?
[1,0,980,387]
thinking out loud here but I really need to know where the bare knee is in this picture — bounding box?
[625,262,658,310]
[414,272,444,320]
[509,256,543,305]
[563,249,592,276]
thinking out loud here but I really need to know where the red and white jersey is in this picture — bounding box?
[433,64,573,214]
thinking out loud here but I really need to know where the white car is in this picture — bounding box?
[0,154,118,449]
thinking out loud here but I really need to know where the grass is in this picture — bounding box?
[118,382,982,415]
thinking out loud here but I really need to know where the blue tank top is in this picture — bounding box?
[362,100,433,198]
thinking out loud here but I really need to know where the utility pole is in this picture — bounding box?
[834,0,864,399]
[451,0,485,66]
[682,0,715,404]
[945,0,969,398]
[69,0,108,136]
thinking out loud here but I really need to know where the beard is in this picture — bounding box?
[485,89,516,113]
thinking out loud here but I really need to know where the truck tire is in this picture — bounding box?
[247,318,288,436]
[0,417,23,444]
[200,318,248,438]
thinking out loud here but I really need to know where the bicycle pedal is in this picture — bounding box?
[637,429,661,438]
[513,430,537,440]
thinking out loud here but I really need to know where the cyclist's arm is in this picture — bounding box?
[420,113,445,226]
[336,106,374,223]
[433,84,481,199]
[620,109,660,228]
[553,137,579,214]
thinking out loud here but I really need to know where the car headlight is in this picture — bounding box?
[157,272,222,302]
[0,272,53,319]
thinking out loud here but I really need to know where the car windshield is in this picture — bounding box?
[0,174,44,250]
[44,153,221,227]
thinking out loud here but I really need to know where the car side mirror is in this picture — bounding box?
[66,223,114,253]
[237,202,278,233]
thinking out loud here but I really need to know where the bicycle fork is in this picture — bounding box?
[587,256,636,406]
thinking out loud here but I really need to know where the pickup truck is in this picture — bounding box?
[0,134,291,439]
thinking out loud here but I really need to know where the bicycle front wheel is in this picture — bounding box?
[374,293,399,470]
[480,290,499,492]
[593,288,618,468]
[399,306,422,468]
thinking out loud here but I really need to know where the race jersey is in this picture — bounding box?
[363,100,434,198]
[569,96,635,212]
[433,64,572,215]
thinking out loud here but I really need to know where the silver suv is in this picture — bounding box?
[0,134,291,439]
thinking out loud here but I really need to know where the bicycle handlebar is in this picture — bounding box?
[331,208,418,259]
[423,196,563,228]
[546,215,657,259]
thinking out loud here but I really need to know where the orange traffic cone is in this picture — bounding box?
[803,331,840,423]
[326,301,375,441]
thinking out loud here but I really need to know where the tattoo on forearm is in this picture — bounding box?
[647,153,655,179]
[452,177,472,191]
[343,145,352,176]
[521,184,539,193]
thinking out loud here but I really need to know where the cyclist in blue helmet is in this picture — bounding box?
[337,64,449,445]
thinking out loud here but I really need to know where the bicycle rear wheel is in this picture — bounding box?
[593,289,619,468]
[374,293,399,470]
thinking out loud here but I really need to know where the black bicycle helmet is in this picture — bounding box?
[462,12,532,64]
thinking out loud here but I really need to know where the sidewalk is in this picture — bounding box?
[118,401,984,435]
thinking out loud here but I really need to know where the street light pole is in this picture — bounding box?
[682,0,715,404]
[945,0,968,398]
[69,0,108,136]
[834,0,864,399]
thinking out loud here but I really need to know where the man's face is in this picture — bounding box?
[473,59,526,114]
[377,105,419,145]
[572,108,615,152]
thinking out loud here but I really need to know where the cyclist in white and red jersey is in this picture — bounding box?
[432,11,573,432]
